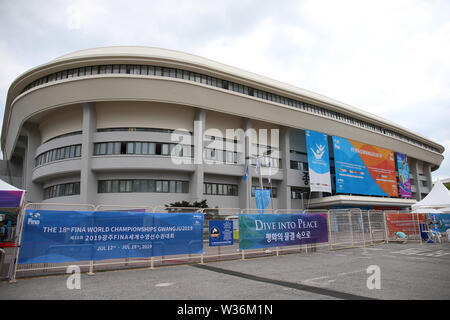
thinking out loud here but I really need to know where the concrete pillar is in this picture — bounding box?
[239,118,253,209]
[278,127,291,210]
[22,123,42,203]
[423,163,432,194]
[410,158,422,201]
[80,103,97,205]
[190,109,206,203]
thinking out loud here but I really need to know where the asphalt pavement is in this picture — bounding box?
[1,242,449,301]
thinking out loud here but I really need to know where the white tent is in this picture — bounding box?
[411,179,450,211]
[439,207,450,213]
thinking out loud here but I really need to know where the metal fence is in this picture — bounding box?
[3,203,430,282]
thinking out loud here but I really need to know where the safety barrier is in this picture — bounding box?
[4,203,432,282]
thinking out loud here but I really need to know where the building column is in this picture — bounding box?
[410,158,422,201]
[80,103,97,205]
[239,118,253,209]
[423,163,432,194]
[278,127,291,210]
[190,109,206,203]
[22,123,42,203]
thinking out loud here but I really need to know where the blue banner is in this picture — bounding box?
[254,189,271,214]
[332,136,398,197]
[431,214,450,233]
[18,210,204,264]
[239,213,329,250]
[209,220,234,247]
[305,130,332,193]
[397,153,412,198]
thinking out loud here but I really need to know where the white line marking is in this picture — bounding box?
[155,282,174,287]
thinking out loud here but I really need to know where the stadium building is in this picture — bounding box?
[0,46,445,211]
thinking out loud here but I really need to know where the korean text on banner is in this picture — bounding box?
[238,213,328,250]
[18,210,204,264]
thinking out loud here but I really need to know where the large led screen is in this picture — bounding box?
[333,136,398,197]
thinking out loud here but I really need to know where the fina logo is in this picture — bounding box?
[311,144,326,160]
[27,212,41,225]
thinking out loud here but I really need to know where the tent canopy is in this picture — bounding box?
[412,179,450,211]
[0,179,25,209]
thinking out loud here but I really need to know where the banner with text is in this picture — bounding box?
[305,130,332,193]
[333,136,398,197]
[431,214,450,233]
[396,153,412,198]
[209,220,234,247]
[238,213,328,250]
[18,210,204,264]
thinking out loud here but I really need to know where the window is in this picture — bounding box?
[162,144,169,155]
[162,180,169,192]
[170,181,176,193]
[127,142,134,154]
[135,142,142,155]
[44,182,80,199]
[203,183,238,196]
[35,144,82,167]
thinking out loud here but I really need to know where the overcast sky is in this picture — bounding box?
[1,0,449,180]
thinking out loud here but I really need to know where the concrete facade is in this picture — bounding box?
[0,47,445,210]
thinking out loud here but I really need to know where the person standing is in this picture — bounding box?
[0,221,8,243]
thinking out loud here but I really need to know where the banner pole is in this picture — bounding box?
[367,211,373,245]
[360,211,366,248]
[88,206,96,276]
[348,211,354,247]
[383,211,389,244]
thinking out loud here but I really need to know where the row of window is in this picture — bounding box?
[251,186,278,198]
[94,141,193,158]
[35,141,257,167]
[203,183,239,196]
[43,182,80,200]
[290,160,309,172]
[97,127,192,135]
[20,63,439,153]
[249,156,281,169]
[98,179,189,194]
[45,181,278,199]
[35,145,81,167]
[204,148,240,164]
[291,188,311,200]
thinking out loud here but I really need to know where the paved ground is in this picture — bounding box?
[1,242,449,301]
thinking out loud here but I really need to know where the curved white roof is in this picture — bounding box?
[52,46,438,147]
